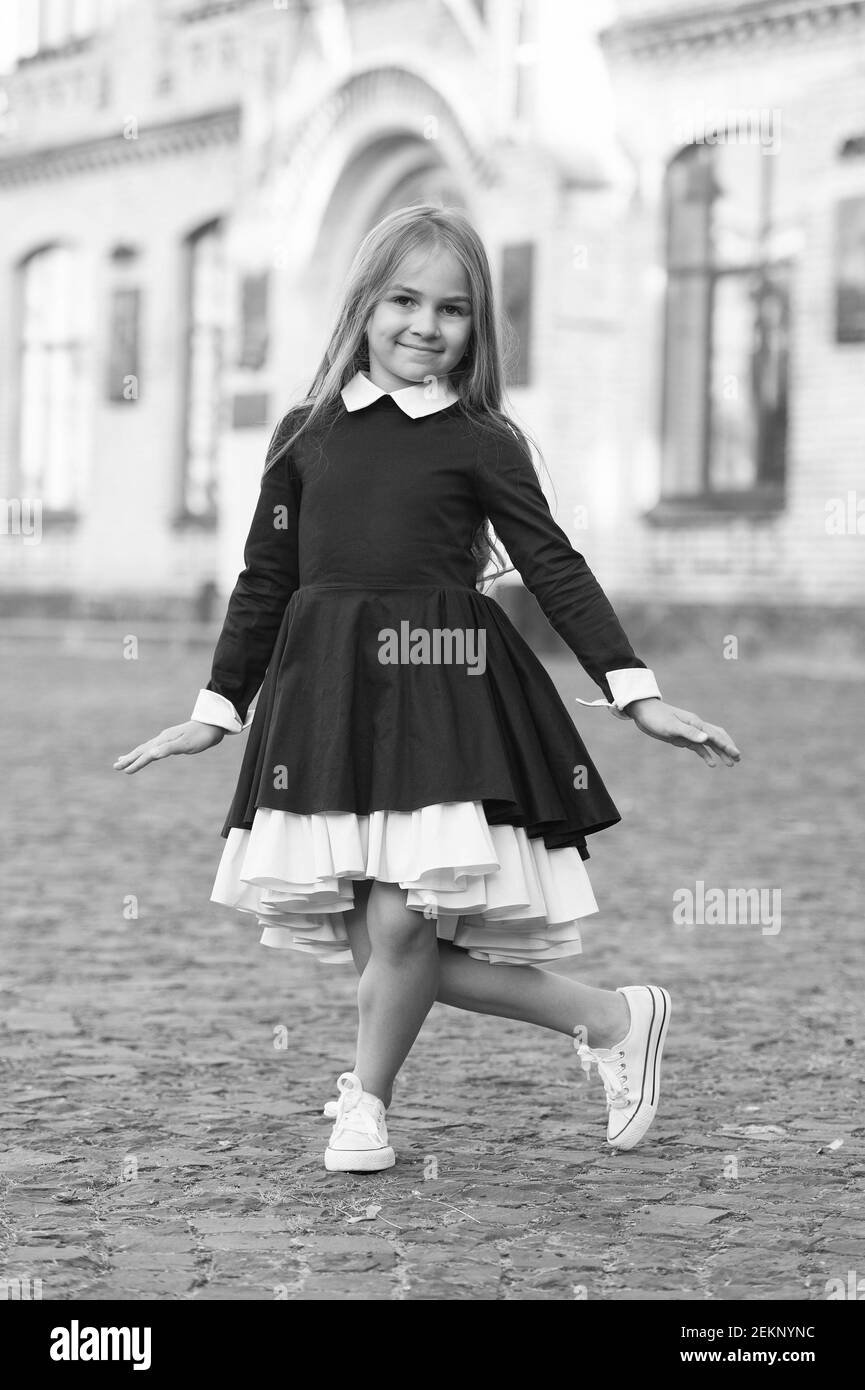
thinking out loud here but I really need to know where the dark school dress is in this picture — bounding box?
[193,371,661,966]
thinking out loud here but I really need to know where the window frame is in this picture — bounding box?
[654,138,789,517]
[14,240,93,524]
[174,216,225,531]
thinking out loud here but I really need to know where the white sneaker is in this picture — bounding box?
[576,985,671,1151]
[324,1072,395,1172]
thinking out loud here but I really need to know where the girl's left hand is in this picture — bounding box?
[627,699,741,767]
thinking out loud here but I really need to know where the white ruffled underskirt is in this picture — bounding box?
[210,801,599,967]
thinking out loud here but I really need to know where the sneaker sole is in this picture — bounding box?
[324,1145,396,1172]
[608,985,671,1151]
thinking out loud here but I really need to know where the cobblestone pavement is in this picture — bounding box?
[2,639,862,1301]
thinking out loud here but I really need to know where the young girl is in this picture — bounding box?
[115,204,740,1173]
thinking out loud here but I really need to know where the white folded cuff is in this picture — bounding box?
[191,689,253,733]
[575,667,661,720]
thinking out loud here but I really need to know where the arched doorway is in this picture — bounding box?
[307,132,473,311]
[216,70,493,593]
[364,163,469,228]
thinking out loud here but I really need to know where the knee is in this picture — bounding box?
[366,887,436,962]
[344,880,373,973]
[347,929,371,974]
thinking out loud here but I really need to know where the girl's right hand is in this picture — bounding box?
[113,720,225,774]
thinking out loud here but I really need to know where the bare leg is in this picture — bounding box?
[341,876,373,937]
[435,942,628,1046]
[345,900,628,1049]
[337,887,627,1086]
[353,881,440,1107]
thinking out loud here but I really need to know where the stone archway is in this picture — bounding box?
[307,130,473,301]
[364,161,470,232]
[216,68,493,593]
[265,64,496,275]
[268,66,494,400]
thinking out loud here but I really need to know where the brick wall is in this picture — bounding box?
[595,3,865,604]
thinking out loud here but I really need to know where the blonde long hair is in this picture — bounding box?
[266,203,548,589]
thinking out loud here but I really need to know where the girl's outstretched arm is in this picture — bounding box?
[474,432,654,700]
[624,697,739,767]
[113,719,225,774]
[473,432,740,767]
[192,411,302,728]
[114,412,302,773]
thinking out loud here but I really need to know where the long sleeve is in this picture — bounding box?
[473,429,659,708]
[192,414,302,730]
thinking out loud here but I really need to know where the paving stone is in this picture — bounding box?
[607,1288,684,1300]
[3,646,860,1301]
[111,1252,198,1268]
[307,1252,397,1274]
[296,1277,395,1300]
[0,1149,68,1172]
[197,1232,300,1251]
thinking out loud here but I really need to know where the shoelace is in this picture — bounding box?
[575,1042,631,1111]
[331,1076,385,1140]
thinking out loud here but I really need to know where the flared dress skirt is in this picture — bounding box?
[209,584,622,967]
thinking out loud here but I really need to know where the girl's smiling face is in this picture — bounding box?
[365,246,473,391]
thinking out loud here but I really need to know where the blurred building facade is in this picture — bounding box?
[0,0,862,618]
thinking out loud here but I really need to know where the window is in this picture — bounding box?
[106,245,140,402]
[13,0,119,63]
[501,242,534,388]
[835,195,865,343]
[513,0,538,127]
[18,244,92,513]
[237,271,269,371]
[180,220,225,522]
[660,140,790,504]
